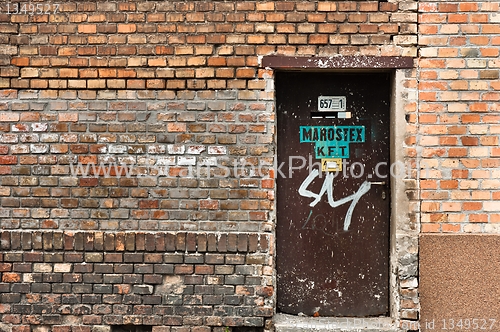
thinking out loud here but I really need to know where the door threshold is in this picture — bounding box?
[274,313,398,332]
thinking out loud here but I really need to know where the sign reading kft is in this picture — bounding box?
[300,126,365,159]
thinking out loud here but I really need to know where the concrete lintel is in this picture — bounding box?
[261,56,414,69]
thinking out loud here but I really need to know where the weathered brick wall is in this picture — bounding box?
[0,231,273,331]
[418,1,500,233]
[0,0,417,95]
[0,0,418,232]
[0,94,276,232]
[0,1,420,331]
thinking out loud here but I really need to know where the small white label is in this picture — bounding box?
[318,96,346,112]
[338,112,352,119]
[327,161,338,168]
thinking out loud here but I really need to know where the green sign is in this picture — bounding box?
[299,126,365,159]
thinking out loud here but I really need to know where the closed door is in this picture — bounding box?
[276,71,391,316]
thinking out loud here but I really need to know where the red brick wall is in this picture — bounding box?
[0,0,422,331]
[418,4,500,328]
[1,0,416,95]
[0,2,417,227]
[418,1,500,233]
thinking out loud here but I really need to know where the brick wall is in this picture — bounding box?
[418,1,500,233]
[0,231,272,332]
[0,0,423,331]
[0,0,416,232]
[0,0,417,95]
[417,4,500,327]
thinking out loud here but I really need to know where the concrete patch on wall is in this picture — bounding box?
[420,235,500,332]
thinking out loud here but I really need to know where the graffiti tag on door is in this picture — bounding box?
[298,169,371,236]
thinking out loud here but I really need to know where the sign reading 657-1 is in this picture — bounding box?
[318,96,346,112]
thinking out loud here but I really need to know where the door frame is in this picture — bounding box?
[263,55,417,325]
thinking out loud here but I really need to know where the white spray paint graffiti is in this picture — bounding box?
[298,169,372,231]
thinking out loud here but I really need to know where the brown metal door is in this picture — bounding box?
[276,72,391,317]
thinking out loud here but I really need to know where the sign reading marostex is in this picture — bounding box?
[300,126,365,159]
